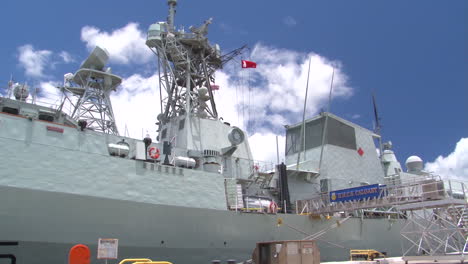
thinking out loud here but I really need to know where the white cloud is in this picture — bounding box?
[81,23,153,65]
[32,81,62,108]
[210,43,352,162]
[18,45,52,78]
[425,138,468,180]
[283,16,297,27]
[249,132,286,165]
[111,73,160,138]
[59,51,74,63]
[215,43,352,135]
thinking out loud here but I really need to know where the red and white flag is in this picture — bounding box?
[241,60,257,68]
[211,84,220,90]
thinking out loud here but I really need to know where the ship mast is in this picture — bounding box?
[59,46,122,135]
[146,0,222,126]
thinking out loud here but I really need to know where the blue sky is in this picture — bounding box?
[0,0,466,177]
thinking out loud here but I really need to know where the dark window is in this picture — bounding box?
[161,128,167,139]
[320,178,331,193]
[179,119,185,130]
[285,126,301,155]
[327,118,357,150]
[285,116,357,155]
[1,107,19,115]
[38,113,54,122]
[305,118,324,150]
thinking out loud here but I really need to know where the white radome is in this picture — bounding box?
[405,155,423,172]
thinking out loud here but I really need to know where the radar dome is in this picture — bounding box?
[13,83,29,101]
[405,155,423,173]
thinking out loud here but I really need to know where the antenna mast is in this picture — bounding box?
[59,46,122,135]
[372,92,381,135]
[318,67,335,174]
[146,0,229,127]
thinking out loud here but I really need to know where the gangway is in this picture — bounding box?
[297,177,466,215]
[296,177,468,260]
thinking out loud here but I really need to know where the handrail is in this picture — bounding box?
[298,178,468,215]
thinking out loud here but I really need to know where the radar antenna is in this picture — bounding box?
[58,46,122,135]
[146,0,241,125]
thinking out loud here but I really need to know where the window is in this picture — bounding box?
[38,113,54,122]
[1,107,19,115]
[285,116,357,155]
[327,118,357,150]
[179,118,185,130]
[285,126,301,155]
[320,178,331,193]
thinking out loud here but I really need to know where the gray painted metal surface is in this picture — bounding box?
[0,186,403,264]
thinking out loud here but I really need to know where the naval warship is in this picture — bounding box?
[1,1,466,264]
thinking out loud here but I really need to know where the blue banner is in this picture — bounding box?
[330,184,381,202]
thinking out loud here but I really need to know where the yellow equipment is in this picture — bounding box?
[350,249,386,261]
[118,259,173,264]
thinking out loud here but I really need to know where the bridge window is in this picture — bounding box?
[285,116,357,155]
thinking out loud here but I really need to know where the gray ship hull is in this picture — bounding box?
[0,185,403,264]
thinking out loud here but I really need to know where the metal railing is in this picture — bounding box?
[297,178,468,215]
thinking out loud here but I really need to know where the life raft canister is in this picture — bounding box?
[148,147,160,159]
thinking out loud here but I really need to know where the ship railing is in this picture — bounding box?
[384,173,442,187]
[249,159,275,175]
[297,178,467,216]
[231,157,275,179]
[2,89,76,117]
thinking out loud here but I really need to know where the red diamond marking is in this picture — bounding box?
[357,147,364,156]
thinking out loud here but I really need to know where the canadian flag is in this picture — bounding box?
[241,60,257,68]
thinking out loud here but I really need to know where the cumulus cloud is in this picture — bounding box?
[249,132,286,165]
[31,81,62,108]
[111,73,160,138]
[18,45,52,78]
[425,138,468,180]
[59,51,74,63]
[208,43,351,162]
[215,43,352,135]
[81,23,153,65]
[17,45,74,79]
